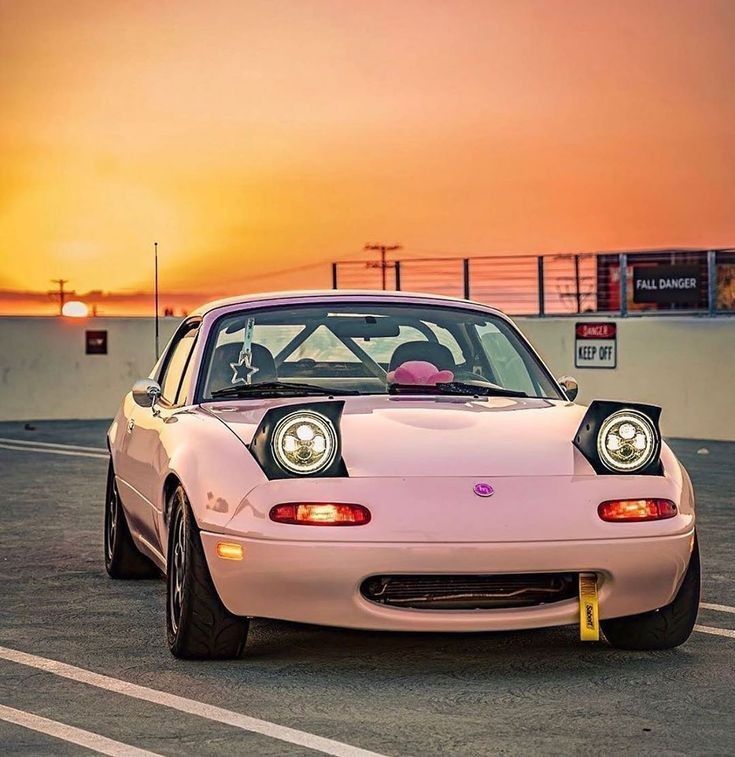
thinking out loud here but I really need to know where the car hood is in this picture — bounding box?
[203,394,594,477]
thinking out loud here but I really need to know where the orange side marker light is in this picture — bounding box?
[216,542,244,560]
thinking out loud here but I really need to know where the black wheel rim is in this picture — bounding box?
[169,499,186,635]
[106,474,118,561]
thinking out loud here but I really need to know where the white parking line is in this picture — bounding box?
[0,703,160,757]
[694,625,735,639]
[700,602,735,614]
[0,437,107,453]
[0,646,386,757]
[0,443,108,460]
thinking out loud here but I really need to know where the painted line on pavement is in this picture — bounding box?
[0,437,107,452]
[700,602,735,614]
[694,625,735,639]
[0,646,386,757]
[0,443,108,460]
[0,703,160,757]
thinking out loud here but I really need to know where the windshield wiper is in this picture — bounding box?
[388,381,528,398]
[211,381,356,399]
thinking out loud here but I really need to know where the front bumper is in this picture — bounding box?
[200,530,695,632]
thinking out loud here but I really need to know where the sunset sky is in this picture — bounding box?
[2,0,735,314]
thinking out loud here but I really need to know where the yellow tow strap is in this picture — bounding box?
[579,573,600,641]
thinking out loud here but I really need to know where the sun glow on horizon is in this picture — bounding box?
[61,300,89,318]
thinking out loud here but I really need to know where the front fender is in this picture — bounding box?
[161,408,268,532]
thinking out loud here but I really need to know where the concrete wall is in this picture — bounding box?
[0,317,180,423]
[517,316,735,441]
[1,315,733,440]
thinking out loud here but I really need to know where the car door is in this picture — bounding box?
[117,320,200,557]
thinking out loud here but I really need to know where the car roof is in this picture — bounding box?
[190,290,505,317]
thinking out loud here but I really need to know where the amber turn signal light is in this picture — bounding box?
[270,503,371,526]
[598,498,677,522]
[216,542,244,560]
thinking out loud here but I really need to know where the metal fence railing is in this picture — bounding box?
[331,248,735,316]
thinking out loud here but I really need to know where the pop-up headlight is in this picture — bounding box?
[574,400,662,476]
[597,410,657,473]
[272,411,337,474]
[248,401,347,480]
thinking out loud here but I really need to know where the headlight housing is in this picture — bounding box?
[596,410,657,472]
[272,411,337,475]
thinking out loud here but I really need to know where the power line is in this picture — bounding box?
[364,243,402,290]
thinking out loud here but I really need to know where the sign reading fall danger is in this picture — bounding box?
[575,322,617,369]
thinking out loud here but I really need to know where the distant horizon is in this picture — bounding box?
[4,243,732,316]
[4,0,735,312]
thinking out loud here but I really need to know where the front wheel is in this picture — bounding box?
[104,462,159,579]
[602,534,701,650]
[166,485,250,659]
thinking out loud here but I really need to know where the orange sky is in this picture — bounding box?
[2,0,735,314]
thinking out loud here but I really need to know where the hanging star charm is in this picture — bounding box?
[230,316,258,385]
[230,355,259,385]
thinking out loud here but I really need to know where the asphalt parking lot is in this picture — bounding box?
[0,420,733,756]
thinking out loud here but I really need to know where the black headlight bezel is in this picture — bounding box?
[573,400,663,476]
[248,400,348,480]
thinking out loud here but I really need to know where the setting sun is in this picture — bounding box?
[61,300,89,318]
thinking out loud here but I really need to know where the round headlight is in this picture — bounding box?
[596,410,657,472]
[272,411,337,474]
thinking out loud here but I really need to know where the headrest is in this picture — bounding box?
[388,340,455,372]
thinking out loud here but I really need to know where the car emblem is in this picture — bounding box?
[473,482,494,497]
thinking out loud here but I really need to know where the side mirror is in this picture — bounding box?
[558,376,579,402]
[132,378,162,409]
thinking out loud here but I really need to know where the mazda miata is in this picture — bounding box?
[105,291,699,658]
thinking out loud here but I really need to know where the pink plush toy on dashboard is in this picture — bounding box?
[386,360,454,386]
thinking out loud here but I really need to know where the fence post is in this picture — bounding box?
[573,254,582,313]
[331,262,338,290]
[394,260,401,291]
[463,259,470,299]
[619,253,628,317]
[707,250,716,316]
[537,256,545,317]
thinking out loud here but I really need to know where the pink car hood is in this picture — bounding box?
[204,395,592,478]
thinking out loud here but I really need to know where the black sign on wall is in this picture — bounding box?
[632,265,700,304]
[85,330,108,355]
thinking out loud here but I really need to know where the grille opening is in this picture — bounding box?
[360,573,578,610]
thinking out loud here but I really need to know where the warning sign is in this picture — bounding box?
[575,322,616,369]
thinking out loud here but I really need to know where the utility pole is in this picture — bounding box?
[50,279,69,315]
[364,243,402,290]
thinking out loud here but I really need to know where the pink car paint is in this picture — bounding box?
[108,290,696,634]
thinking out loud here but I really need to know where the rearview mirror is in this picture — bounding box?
[132,378,162,408]
[327,316,401,339]
[558,376,579,402]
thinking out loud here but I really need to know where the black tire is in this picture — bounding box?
[602,534,701,650]
[166,485,250,660]
[104,462,160,579]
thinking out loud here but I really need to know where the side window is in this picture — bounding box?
[159,325,199,405]
[175,335,199,405]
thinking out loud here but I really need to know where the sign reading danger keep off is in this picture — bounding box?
[574,322,617,369]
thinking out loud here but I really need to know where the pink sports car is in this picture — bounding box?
[105,291,699,659]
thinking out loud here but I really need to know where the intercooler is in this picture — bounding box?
[360,572,578,610]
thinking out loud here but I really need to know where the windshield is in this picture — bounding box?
[199,303,563,400]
